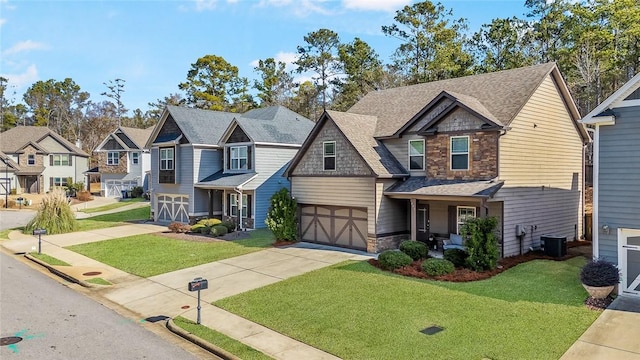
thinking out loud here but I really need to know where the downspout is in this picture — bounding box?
[234,186,244,231]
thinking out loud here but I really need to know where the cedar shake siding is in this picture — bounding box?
[291,119,372,177]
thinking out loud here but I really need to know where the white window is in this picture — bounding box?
[457,206,476,234]
[160,148,174,170]
[52,154,71,166]
[230,193,248,217]
[131,152,139,165]
[28,154,35,165]
[451,136,469,170]
[107,152,119,166]
[52,177,68,187]
[409,139,425,170]
[323,141,336,171]
[230,146,248,170]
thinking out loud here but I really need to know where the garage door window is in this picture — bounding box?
[323,141,336,171]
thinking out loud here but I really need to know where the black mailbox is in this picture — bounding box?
[32,229,47,235]
[188,277,208,292]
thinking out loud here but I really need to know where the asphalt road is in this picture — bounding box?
[0,210,36,231]
[0,252,207,359]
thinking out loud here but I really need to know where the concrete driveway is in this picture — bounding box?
[0,209,36,231]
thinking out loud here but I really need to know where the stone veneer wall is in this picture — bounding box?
[367,233,410,253]
[18,145,45,169]
[426,131,498,180]
[97,151,128,174]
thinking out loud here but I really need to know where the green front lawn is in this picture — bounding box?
[174,317,272,360]
[66,229,274,277]
[215,257,597,360]
[81,198,146,214]
[76,207,150,232]
[29,252,71,266]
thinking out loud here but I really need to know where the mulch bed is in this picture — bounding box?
[369,241,591,283]
[584,296,614,311]
[273,240,297,247]
[155,231,251,242]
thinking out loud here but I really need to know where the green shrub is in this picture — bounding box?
[131,186,144,198]
[221,220,236,232]
[265,187,297,241]
[212,225,228,237]
[580,259,620,287]
[191,223,205,232]
[399,240,428,260]
[197,218,221,227]
[200,226,211,234]
[462,217,500,271]
[24,190,79,235]
[444,249,469,268]
[378,250,413,270]
[421,258,455,276]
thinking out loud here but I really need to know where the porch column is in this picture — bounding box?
[208,190,213,218]
[410,198,417,241]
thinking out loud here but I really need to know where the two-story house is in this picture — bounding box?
[285,63,589,256]
[145,105,313,228]
[0,126,89,194]
[93,126,153,197]
[581,71,640,298]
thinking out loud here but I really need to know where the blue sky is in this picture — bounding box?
[1,0,530,115]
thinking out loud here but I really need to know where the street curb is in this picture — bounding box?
[166,318,240,360]
[24,253,94,288]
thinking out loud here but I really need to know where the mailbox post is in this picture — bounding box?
[32,228,46,254]
[188,277,208,324]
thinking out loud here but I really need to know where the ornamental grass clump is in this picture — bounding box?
[399,240,428,260]
[580,259,620,287]
[24,189,78,235]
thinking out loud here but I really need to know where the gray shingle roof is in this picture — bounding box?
[195,170,257,189]
[348,62,556,138]
[235,106,314,144]
[0,126,88,156]
[385,177,504,198]
[325,111,408,177]
[120,126,154,149]
[165,106,237,145]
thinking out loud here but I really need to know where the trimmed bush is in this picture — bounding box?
[77,191,92,201]
[444,249,469,268]
[168,222,190,233]
[197,218,221,227]
[399,240,428,260]
[191,223,205,232]
[265,188,297,241]
[378,250,413,270]
[200,226,211,234]
[212,225,228,237]
[221,220,236,233]
[580,259,620,287]
[24,189,78,235]
[462,217,500,271]
[421,258,455,276]
[131,186,144,198]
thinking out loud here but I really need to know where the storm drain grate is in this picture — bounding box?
[420,326,444,335]
[1,337,23,346]
[145,315,169,323]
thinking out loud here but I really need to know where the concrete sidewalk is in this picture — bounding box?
[1,224,372,360]
[561,296,640,359]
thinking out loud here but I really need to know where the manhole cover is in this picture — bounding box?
[82,271,102,276]
[181,305,190,309]
[420,326,444,335]
[1,337,23,346]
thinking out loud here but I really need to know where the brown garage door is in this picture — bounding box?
[300,204,368,250]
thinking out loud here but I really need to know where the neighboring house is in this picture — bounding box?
[580,71,640,298]
[93,126,153,197]
[0,126,89,194]
[145,105,313,228]
[285,63,589,256]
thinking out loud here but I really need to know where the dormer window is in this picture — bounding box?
[230,146,248,170]
[451,136,469,170]
[408,139,424,170]
[323,141,336,171]
[28,154,35,165]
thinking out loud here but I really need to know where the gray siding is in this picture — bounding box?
[598,106,640,262]
[193,147,222,214]
[375,180,407,234]
[254,146,299,228]
[383,134,424,176]
[150,145,195,217]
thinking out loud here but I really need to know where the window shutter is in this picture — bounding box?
[69,155,72,166]
[227,194,231,216]
[50,177,53,188]
[448,206,457,235]
[247,146,252,169]
[50,155,53,166]
[226,148,230,170]
[247,194,252,217]
[476,206,482,218]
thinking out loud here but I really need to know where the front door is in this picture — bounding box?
[416,203,430,242]
[619,228,640,298]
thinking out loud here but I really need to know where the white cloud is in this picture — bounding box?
[0,19,6,26]
[194,0,217,11]
[2,40,48,56]
[1,64,39,89]
[249,51,299,71]
[257,0,332,16]
[342,0,409,12]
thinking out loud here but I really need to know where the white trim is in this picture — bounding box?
[456,206,476,234]
[450,136,469,171]
[408,139,425,171]
[323,141,336,171]
[618,228,640,297]
[191,143,222,148]
[229,145,249,170]
[253,142,302,148]
[593,126,600,259]
[612,98,640,109]
[581,71,640,123]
